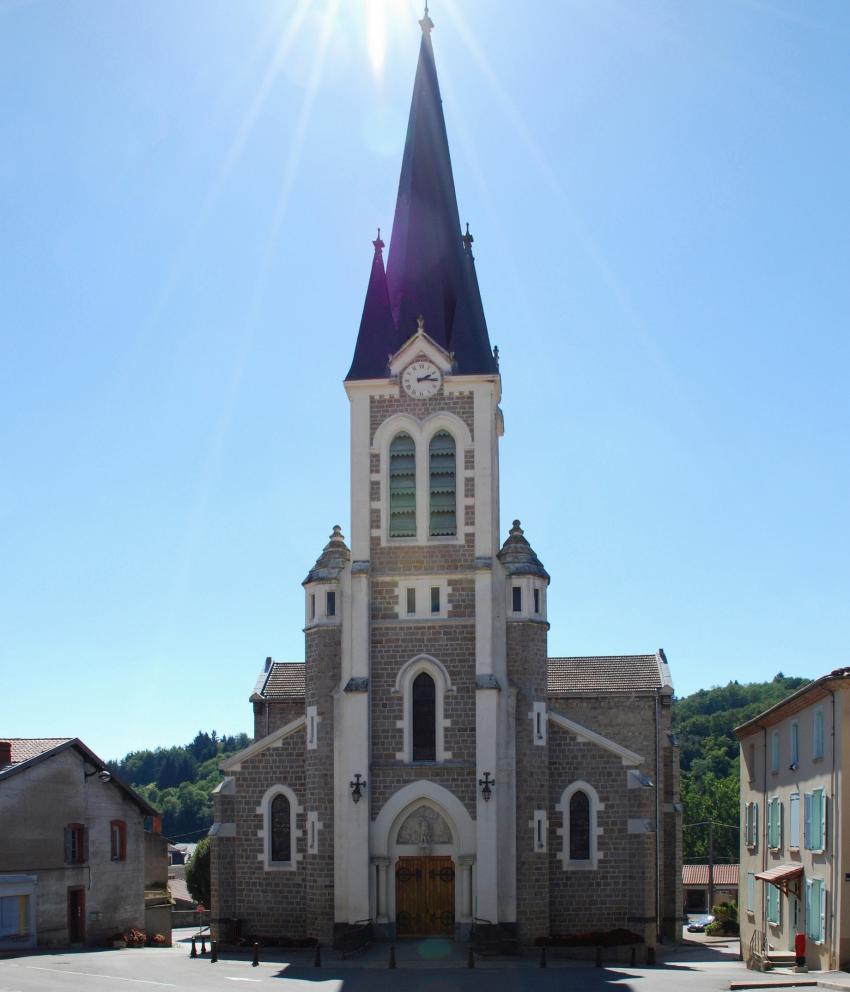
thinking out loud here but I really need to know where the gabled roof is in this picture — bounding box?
[0,737,159,817]
[734,668,850,738]
[3,738,72,766]
[220,715,306,772]
[682,864,739,886]
[347,15,497,381]
[548,653,671,695]
[252,661,306,702]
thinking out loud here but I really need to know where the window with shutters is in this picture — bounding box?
[789,792,800,849]
[804,788,826,851]
[744,801,759,849]
[806,877,825,942]
[428,431,456,536]
[771,730,780,773]
[767,796,781,850]
[412,672,436,762]
[389,432,416,538]
[110,820,127,862]
[813,708,825,760]
[767,882,781,926]
[64,823,86,865]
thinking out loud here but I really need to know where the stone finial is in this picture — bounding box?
[303,525,351,585]
[419,3,433,35]
[373,228,384,255]
[462,222,474,256]
[498,518,549,580]
[416,314,425,334]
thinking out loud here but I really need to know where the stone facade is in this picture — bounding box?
[210,12,681,953]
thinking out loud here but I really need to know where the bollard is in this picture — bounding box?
[539,945,547,968]
[200,937,207,956]
[210,941,218,964]
[467,946,475,968]
[630,946,636,967]
[389,945,396,969]
[314,943,322,968]
[252,942,259,967]
[190,936,197,959]
[595,946,602,968]
[646,946,656,966]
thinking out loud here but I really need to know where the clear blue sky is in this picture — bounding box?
[2,0,848,762]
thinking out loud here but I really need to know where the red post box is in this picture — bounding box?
[794,932,806,967]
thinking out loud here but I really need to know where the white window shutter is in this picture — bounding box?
[804,793,812,849]
[744,803,750,845]
[820,882,826,942]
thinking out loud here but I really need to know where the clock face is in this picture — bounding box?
[402,360,442,398]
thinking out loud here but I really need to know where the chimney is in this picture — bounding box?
[0,741,12,765]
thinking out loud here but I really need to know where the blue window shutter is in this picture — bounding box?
[753,803,759,848]
[804,793,812,850]
[820,881,826,943]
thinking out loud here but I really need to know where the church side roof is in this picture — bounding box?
[256,661,306,702]
[347,14,497,380]
[548,654,666,695]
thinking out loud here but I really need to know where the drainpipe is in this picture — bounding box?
[655,691,662,943]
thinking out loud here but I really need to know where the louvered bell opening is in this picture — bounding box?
[390,432,416,538]
[429,431,456,537]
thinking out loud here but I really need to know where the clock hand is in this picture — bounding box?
[417,374,437,382]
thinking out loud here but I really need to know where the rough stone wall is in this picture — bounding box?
[224,731,306,939]
[211,789,235,939]
[368,387,474,444]
[660,698,682,941]
[0,747,146,947]
[370,532,476,573]
[548,693,661,943]
[304,625,340,944]
[507,619,549,943]
[253,700,305,740]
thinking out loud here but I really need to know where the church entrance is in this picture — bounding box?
[395,856,455,936]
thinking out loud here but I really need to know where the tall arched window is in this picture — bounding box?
[271,793,292,864]
[569,790,590,861]
[389,433,416,537]
[412,672,436,761]
[429,431,456,536]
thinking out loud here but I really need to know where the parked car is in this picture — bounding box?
[687,915,715,933]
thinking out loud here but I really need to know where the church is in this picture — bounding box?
[210,12,681,951]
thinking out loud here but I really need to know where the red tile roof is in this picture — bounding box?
[682,864,739,886]
[6,738,72,764]
[548,655,664,694]
[259,662,306,701]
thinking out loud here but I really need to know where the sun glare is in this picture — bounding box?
[367,0,388,76]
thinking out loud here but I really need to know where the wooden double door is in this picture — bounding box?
[395,856,455,936]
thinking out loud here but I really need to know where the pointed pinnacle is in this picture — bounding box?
[419,3,433,35]
[373,227,385,254]
[462,222,474,254]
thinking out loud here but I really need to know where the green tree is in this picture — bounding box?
[185,837,211,907]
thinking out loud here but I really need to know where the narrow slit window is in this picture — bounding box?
[533,588,540,614]
[537,818,542,846]
[411,672,436,761]
[569,791,590,861]
[310,594,316,620]
[512,586,522,613]
[326,591,336,617]
[431,587,440,614]
[429,431,456,536]
[406,588,416,615]
[270,794,292,863]
[389,433,417,537]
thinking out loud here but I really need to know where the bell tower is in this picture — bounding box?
[338,9,516,934]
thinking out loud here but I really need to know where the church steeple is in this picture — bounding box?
[347,12,498,381]
[347,231,396,380]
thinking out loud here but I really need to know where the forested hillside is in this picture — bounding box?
[109,730,249,841]
[674,674,808,863]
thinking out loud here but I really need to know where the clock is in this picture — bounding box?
[402,360,442,398]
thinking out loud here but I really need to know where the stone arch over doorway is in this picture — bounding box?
[371,781,476,937]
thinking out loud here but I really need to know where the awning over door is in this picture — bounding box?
[755,864,803,896]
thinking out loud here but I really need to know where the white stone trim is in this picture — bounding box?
[531,809,548,852]
[556,780,602,870]
[372,411,472,547]
[258,784,303,871]
[306,705,318,751]
[220,715,306,771]
[506,576,547,621]
[530,701,547,745]
[395,576,450,620]
[392,654,455,762]
[548,711,644,766]
[306,810,322,855]
[212,776,235,795]
[371,780,476,857]
[387,329,454,376]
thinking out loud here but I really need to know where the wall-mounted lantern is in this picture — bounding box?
[350,773,367,804]
[478,772,495,802]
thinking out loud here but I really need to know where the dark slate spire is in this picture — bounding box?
[303,525,350,585]
[498,520,550,581]
[347,231,396,380]
[346,12,498,380]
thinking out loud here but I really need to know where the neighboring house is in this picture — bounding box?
[736,669,850,971]
[209,12,682,951]
[0,738,167,949]
[682,864,739,914]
